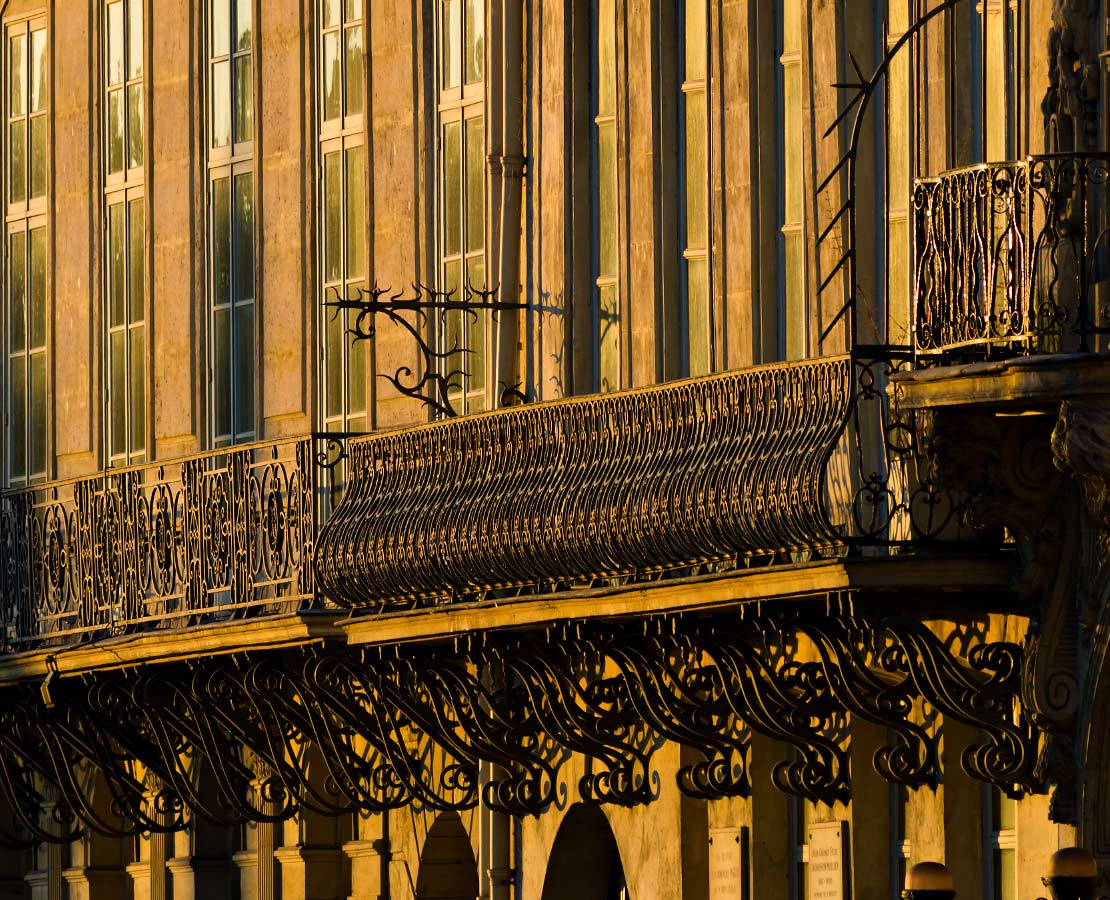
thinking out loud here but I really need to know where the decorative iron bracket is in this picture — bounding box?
[324,282,527,418]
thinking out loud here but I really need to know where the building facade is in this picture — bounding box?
[0,0,1106,899]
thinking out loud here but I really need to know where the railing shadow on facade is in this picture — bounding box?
[914,153,1110,360]
[0,436,322,651]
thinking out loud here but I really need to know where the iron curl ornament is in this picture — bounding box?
[323,281,527,419]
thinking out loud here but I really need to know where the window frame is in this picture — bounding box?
[3,12,49,487]
[317,0,368,437]
[679,0,711,377]
[589,0,621,393]
[206,0,258,448]
[102,0,147,468]
[775,0,806,362]
[436,0,487,414]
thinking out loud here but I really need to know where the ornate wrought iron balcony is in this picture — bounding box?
[314,355,887,608]
[914,153,1110,360]
[0,437,321,650]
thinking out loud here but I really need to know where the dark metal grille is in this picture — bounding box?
[315,355,855,607]
[914,153,1110,359]
[0,437,319,649]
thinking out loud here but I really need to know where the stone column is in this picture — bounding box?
[343,838,387,900]
[276,845,345,900]
[24,842,63,900]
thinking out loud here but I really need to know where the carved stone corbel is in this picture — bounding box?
[1042,0,1101,152]
[927,406,1081,820]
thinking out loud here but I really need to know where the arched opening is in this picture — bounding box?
[415,811,479,900]
[540,804,629,900]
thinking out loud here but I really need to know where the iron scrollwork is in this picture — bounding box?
[324,282,527,419]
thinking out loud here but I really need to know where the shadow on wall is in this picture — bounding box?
[540,803,630,900]
[415,811,479,900]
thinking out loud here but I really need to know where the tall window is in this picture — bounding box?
[978,0,1016,160]
[984,789,1016,900]
[208,0,255,447]
[885,1,911,346]
[591,0,619,392]
[438,0,486,412]
[777,0,805,360]
[4,17,47,485]
[104,0,145,466]
[681,0,710,376]
[318,0,367,435]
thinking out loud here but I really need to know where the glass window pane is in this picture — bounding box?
[598,282,619,392]
[442,0,461,89]
[686,256,710,376]
[212,0,231,57]
[325,310,343,417]
[888,53,909,209]
[212,176,231,303]
[346,293,365,414]
[10,357,25,479]
[887,217,909,344]
[109,202,126,327]
[30,116,45,199]
[323,31,341,121]
[998,796,1016,831]
[467,257,485,386]
[110,329,126,455]
[9,121,25,203]
[443,259,462,391]
[129,199,145,322]
[465,0,483,84]
[9,31,25,116]
[684,0,705,82]
[30,28,45,113]
[130,327,145,452]
[234,56,253,143]
[233,172,254,302]
[443,120,461,256]
[29,227,45,349]
[236,0,252,49]
[346,146,366,277]
[107,88,124,175]
[30,352,45,475]
[783,63,801,223]
[235,303,254,435]
[128,0,143,79]
[212,59,230,148]
[346,0,363,19]
[213,305,230,437]
[324,151,342,284]
[322,0,340,28]
[465,117,483,254]
[127,83,143,168]
[345,26,363,116]
[684,91,707,248]
[597,0,615,116]
[785,231,805,360]
[598,121,617,278]
[9,230,25,352]
[107,2,124,86]
[782,0,799,54]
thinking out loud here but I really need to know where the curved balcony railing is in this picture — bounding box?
[315,356,857,608]
[0,437,320,650]
[914,153,1110,360]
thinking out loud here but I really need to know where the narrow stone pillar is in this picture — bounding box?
[276,845,344,900]
[343,839,386,900]
[24,842,63,900]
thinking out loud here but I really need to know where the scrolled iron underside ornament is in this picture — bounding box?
[0,610,1039,841]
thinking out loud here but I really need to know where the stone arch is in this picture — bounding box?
[539,803,629,900]
[414,811,479,900]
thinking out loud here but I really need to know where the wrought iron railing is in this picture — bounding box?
[0,437,321,650]
[315,356,867,608]
[914,153,1110,359]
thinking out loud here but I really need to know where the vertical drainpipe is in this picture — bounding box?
[494,0,526,405]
